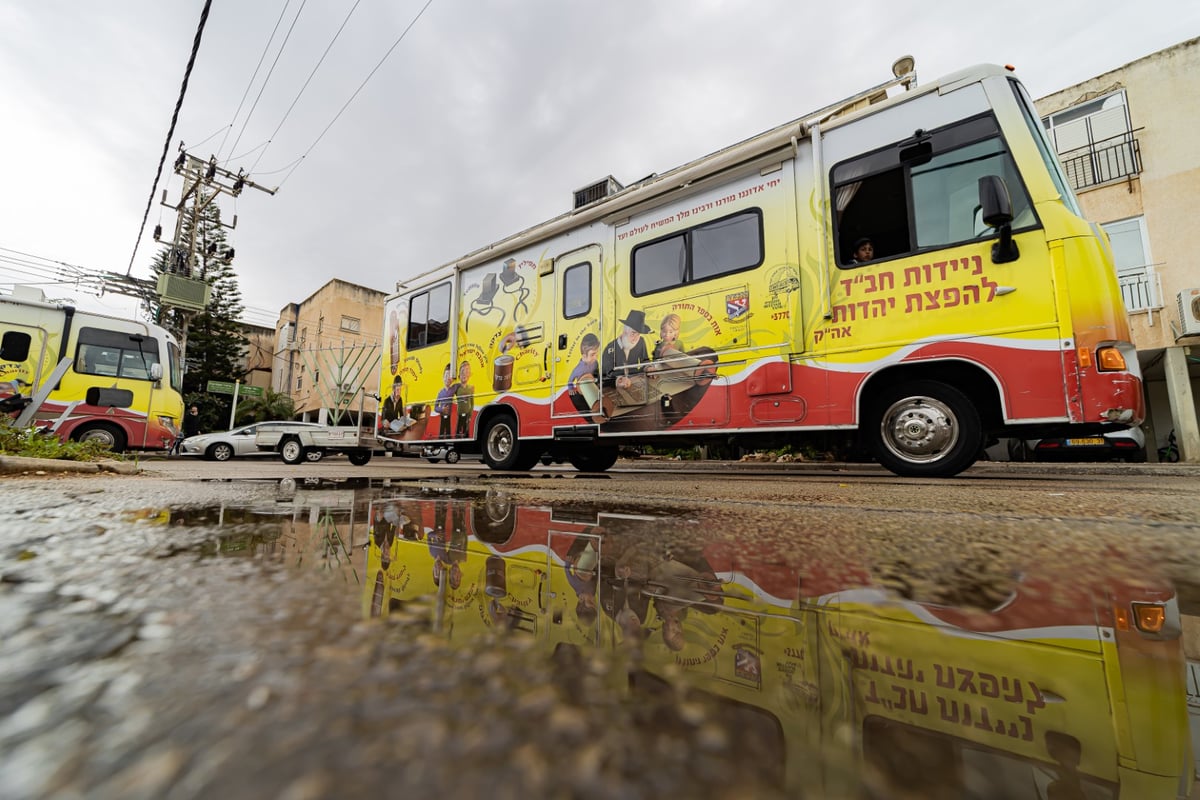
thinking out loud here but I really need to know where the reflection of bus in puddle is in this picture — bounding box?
[364,494,1194,798]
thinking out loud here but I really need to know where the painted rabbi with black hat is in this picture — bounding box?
[601,309,651,390]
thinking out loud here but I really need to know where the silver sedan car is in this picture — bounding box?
[180,421,325,461]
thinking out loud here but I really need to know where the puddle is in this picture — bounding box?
[80,480,1200,797]
[356,488,1195,798]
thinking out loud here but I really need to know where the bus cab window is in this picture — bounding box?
[833,114,1035,269]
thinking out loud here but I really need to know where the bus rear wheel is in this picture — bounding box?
[482,415,540,470]
[867,380,981,478]
[73,423,126,453]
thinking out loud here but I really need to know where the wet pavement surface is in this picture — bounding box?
[1,465,1198,799]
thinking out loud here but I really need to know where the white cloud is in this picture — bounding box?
[1,0,1198,324]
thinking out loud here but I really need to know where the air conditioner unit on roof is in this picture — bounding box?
[1177,288,1200,337]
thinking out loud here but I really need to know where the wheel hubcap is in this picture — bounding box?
[489,426,513,461]
[881,396,957,463]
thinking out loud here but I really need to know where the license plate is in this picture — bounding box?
[1066,437,1105,446]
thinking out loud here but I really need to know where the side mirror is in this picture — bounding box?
[978,176,1019,264]
[150,363,163,382]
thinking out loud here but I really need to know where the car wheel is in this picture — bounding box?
[347,450,372,466]
[210,442,234,462]
[445,449,460,464]
[866,380,982,478]
[280,438,305,465]
[304,449,324,463]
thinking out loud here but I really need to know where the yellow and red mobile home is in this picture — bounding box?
[377,62,1142,477]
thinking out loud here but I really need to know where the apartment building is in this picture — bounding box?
[1036,37,1200,461]
[274,279,387,425]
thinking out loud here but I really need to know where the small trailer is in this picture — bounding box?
[255,424,374,466]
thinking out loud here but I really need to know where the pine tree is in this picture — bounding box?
[144,190,248,420]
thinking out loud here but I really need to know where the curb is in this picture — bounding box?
[0,455,140,475]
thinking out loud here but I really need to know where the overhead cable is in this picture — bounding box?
[126,0,215,276]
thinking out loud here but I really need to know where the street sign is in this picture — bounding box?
[206,381,263,397]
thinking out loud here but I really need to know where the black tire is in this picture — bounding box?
[866,380,982,478]
[347,450,372,466]
[73,423,126,453]
[209,442,234,462]
[567,445,619,473]
[426,457,441,464]
[1006,438,1031,463]
[444,449,460,464]
[481,415,539,471]
[280,437,306,465]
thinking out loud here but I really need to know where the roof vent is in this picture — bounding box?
[573,176,623,210]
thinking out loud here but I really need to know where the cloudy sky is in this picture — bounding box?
[1,0,1197,331]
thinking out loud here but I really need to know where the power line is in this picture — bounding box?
[249,0,365,175]
[217,0,295,163]
[225,0,310,169]
[278,0,436,188]
[126,0,215,277]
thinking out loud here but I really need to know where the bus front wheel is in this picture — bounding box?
[867,380,981,478]
[73,423,127,453]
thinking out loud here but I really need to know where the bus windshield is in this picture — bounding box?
[1011,79,1083,218]
[75,327,160,381]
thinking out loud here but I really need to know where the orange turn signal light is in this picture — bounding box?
[1113,605,1130,631]
[1096,347,1127,371]
[1131,603,1166,634]
[1077,346,1092,368]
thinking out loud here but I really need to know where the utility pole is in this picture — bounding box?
[153,144,277,360]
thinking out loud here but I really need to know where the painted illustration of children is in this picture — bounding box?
[434,364,457,437]
[454,360,474,437]
[649,313,686,372]
[567,333,601,399]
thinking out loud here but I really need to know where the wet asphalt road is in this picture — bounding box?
[1,455,1198,799]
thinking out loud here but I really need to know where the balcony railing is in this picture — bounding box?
[1058,131,1142,191]
[1117,262,1162,312]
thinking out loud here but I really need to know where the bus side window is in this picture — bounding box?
[834,160,911,267]
[1,331,31,361]
[833,114,1035,268]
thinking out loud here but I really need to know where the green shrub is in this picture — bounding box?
[0,419,121,461]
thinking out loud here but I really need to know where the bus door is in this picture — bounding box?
[549,244,604,423]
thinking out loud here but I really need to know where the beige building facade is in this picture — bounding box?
[274,279,387,425]
[1036,37,1200,462]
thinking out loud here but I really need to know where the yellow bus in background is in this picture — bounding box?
[0,285,184,451]
[364,494,1194,798]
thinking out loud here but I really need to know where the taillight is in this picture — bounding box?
[1131,603,1166,634]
